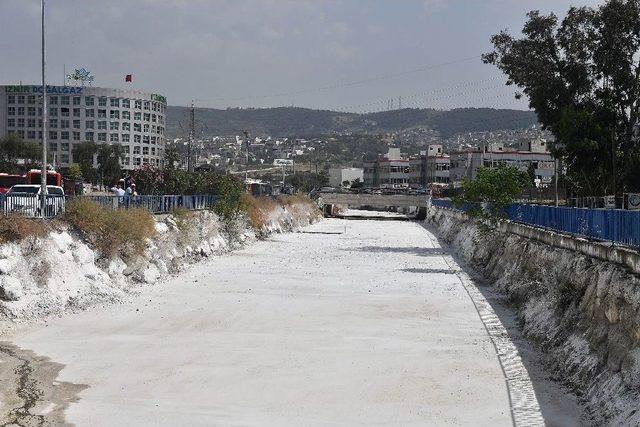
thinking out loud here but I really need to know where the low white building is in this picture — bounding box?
[449,140,555,186]
[329,167,364,187]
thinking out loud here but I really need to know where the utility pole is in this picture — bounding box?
[611,126,616,203]
[554,158,559,207]
[243,130,249,182]
[40,0,48,218]
[398,96,402,109]
[188,100,194,172]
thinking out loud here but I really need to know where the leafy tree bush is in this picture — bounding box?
[97,144,123,186]
[288,171,329,193]
[67,163,83,181]
[72,141,98,183]
[483,0,640,195]
[210,174,245,220]
[453,165,530,219]
[130,167,246,220]
[0,135,43,173]
[72,141,123,185]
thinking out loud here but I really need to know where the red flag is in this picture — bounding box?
[125,74,133,82]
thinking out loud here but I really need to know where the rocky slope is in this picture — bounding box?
[427,207,640,426]
[0,202,321,326]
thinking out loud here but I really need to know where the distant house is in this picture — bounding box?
[329,167,364,187]
[449,140,555,187]
[364,148,413,188]
[420,144,451,187]
[364,146,449,189]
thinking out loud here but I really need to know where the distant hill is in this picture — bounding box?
[165,106,538,139]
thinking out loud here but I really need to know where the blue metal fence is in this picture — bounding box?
[75,195,219,214]
[505,204,640,247]
[431,199,456,210]
[1,194,219,217]
[431,198,640,247]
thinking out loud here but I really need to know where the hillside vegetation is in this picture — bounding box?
[166,106,537,138]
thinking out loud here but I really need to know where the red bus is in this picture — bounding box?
[0,173,24,194]
[25,169,63,187]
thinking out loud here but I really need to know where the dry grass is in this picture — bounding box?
[64,199,157,258]
[170,207,195,231]
[277,194,316,209]
[241,194,320,231]
[277,194,320,220]
[0,214,49,244]
[241,194,280,230]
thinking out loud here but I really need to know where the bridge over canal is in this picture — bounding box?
[316,193,429,219]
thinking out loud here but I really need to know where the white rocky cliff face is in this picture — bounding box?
[0,203,321,325]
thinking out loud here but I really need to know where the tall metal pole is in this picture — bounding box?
[243,130,249,182]
[40,0,48,218]
[188,100,194,172]
[554,158,559,207]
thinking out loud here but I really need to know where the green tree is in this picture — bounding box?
[0,134,41,173]
[454,165,530,219]
[130,165,165,195]
[164,143,181,170]
[288,171,329,193]
[97,144,123,186]
[68,163,83,181]
[351,178,364,189]
[483,0,640,196]
[72,141,99,183]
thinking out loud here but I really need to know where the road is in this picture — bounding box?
[4,219,581,426]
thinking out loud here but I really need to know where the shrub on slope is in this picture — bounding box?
[64,199,157,258]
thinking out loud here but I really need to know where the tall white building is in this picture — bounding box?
[0,85,167,170]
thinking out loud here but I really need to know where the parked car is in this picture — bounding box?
[4,185,65,217]
[318,186,337,193]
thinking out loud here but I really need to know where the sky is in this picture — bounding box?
[0,0,604,112]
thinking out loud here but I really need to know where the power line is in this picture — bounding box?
[327,77,504,113]
[192,55,482,106]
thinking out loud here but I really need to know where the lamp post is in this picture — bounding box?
[40,0,48,218]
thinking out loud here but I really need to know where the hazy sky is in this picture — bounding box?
[0,0,604,111]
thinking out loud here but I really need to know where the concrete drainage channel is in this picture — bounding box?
[325,213,564,425]
[419,228,546,426]
[0,342,88,426]
[420,221,587,426]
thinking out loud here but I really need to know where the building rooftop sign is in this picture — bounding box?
[5,85,84,94]
[151,94,167,104]
[66,68,94,86]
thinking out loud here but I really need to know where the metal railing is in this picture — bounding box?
[431,198,640,248]
[74,195,219,214]
[506,204,640,248]
[0,194,219,218]
[1,194,65,218]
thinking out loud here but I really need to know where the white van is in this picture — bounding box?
[4,185,65,217]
